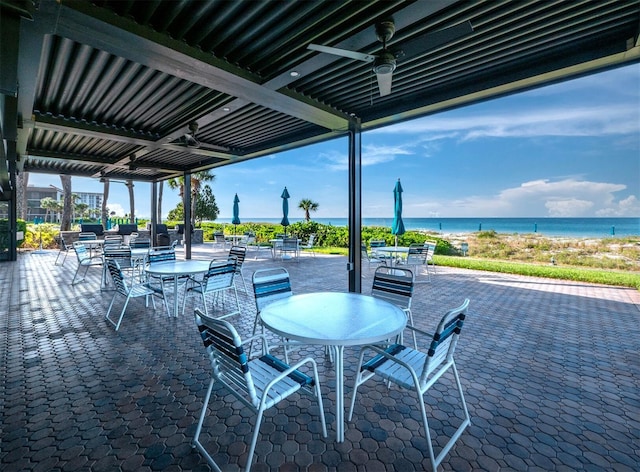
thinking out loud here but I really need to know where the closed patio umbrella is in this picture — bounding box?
[232,193,240,235]
[391,179,405,247]
[280,187,290,235]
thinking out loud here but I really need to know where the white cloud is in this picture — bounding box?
[403,178,640,217]
[370,104,638,142]
[320,144,413,171]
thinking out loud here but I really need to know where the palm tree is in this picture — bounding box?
[40,197,56,222]
[167,171,215,225]
[126,179,135,223]
[298,198,319,221]
[60,175,72,230]
[101,178,110,228]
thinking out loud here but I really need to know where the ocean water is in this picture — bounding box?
[215,217,639,238]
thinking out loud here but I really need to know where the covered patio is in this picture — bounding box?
[2,247,638,471]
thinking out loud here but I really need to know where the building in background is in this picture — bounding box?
[25,185,103,223]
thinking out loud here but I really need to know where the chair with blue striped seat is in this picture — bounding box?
[104,259,168,331]
[371,266,416,348]
[192,310,327,472]
[71,242,103,285]
[348,299,471,472]
[250,267,293,359]
[404,243,430,282]
[228,245,248,292]
[181,258,240,319]
[101,246,134,289]
[54,235,73,266]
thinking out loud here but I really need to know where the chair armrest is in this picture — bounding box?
[405,325,433,339]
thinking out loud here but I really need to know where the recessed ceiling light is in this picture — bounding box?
[222,107,230,112]
[290,71,300,77]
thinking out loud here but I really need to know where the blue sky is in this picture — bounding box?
[28,63,639,220]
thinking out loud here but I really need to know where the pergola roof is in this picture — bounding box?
[5,0,640,185]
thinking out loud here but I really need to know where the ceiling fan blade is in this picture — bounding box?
[376,71,393,97]
[307,43,375,62]
[396,21,474,59]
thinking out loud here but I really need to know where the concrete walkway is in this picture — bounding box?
[1,245,639,471]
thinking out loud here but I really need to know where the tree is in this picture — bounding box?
[60,175,72,230]
[157,181,164,223]
[167,185,219,223]
[126,179,135,223]
[167,171,215,225]
[195,185,219,222]
[298,198,319,222]
[40,197,57,223]
[17,171,29,220]
[101,179,110,228]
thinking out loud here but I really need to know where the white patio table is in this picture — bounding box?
[374,246,409,266]
[259,292,406,442]
[145,260,210,317]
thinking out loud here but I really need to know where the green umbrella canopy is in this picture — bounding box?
[391,179,405,238]
[232,193,241,225]
[280,187,290,227]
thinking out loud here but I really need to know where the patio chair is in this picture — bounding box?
[425,240,438,274]
[104,259,167,331]
[279,237,299,261]
[101,246,135,288]
[181,258,240,319]
[371,266,417,348]
[404,243,430,282]
[192,311,327,472]
[213,232,227,249]
[250,267,292,357]
[71,242,103,285]
[300,233,316,257]
[78,231,97,241]
[361,244,386,267]
[129,237,151,249]
[228,245,248,292]
[348,299,471,472]
[54,235,73,266]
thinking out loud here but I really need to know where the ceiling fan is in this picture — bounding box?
[307,19,473,97]
[172,121,201,148]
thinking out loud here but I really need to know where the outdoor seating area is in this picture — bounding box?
[1,245,639,471]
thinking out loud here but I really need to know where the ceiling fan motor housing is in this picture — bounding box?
[374,51,397,74]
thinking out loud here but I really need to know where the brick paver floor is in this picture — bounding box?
[1,245,639,471]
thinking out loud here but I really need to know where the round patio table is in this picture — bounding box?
[259,292,406,442]
[145,260,211,317]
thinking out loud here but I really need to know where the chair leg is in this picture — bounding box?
[246,405,268,472]
[192,378,222,472]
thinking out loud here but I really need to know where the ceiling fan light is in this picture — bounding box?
[373,56,396,75]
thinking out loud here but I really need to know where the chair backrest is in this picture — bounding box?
[361,244,371,261]
[202,259,237,293]
[148,247,176,264]
[371,266,414,311]
[304,234,315,247]
[130,238,151,249]
[228,245,247,268]
[73,241,90,262]
[406,244,428,265]
[106,259,130,296]
[420,299,470,384]
[370,239,386,248]
[78,232,97,241]
[252,267,292,313]
[194,309,259,406]
[282,237,298,251]
[103,246,133,270]
[214,233,226,244]
[424,240,437,261]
